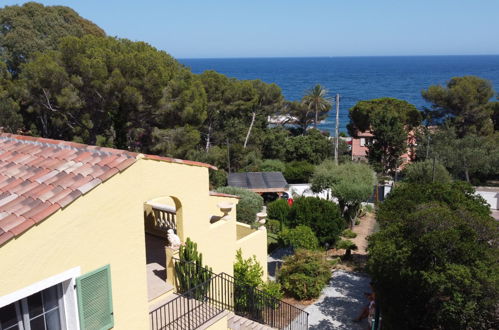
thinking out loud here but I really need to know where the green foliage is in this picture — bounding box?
[301,84,332,128]
[368,196,499,329]
[416,126,499,183]
[174,238,213,294]
[279,249,331,300]
[0,2,105,74]
[284,161,315,184]
[311,161,376,227]
[260,281,284,301]
[285,129,333,164]
[422,76,495,137]
[234,250,264,289]
[267,199,289,224]
[261,127,290,160]
[335,239,358,259]
[216,186,263,224]
[266,219,282,235]
[377,181,491,227]
[260,159,286,172]
[234,250,283,314]
[341,229,357,238]
[403,159,452,184]
[279,225,319,250]
[287,197,344,246]
[348,97,421,175]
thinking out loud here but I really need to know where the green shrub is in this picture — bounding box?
[279,225,319,250]
[341,229,357,238]
[266,219,281,234]
[261,281,284,301]
[284,161,315,184]
[216,186,264,224]
[267,199,289,224]
[260,159,286,172]
[336,239,358,259]
[287,197,344,246]
[403,160,452,184]
[279,249,331,300]
[234,250,284,315]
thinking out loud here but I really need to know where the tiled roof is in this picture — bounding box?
[0,133,138,246]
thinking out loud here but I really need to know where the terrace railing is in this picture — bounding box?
[150,259,308,330]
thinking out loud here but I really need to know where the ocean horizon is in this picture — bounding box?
[179,55,499,134]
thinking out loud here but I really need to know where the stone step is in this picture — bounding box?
[227,313,276,330]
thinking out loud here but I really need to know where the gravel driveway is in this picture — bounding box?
[305,270,371,330]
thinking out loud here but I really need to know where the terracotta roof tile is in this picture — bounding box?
[0,133,216,246]
[98,167,119,182]
[0,214,24,232]
[9,219,35,236]
[55,190,82,208]
[29,203,60,224]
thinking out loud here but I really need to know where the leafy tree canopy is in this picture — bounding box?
[422,76,495,137]
[348,98,421,175]
[377,181,491,227]
[215,186,263,224]
[403,159,452,184]
[311,161,376,227]
[0,2,105,74]
[368,184,498,329]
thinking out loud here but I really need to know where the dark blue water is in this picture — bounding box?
[179,56,499,134]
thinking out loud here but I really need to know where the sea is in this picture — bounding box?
[179,55,499,134]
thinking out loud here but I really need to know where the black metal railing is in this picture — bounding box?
[150,259,308,330]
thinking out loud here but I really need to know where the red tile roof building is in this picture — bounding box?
[0,133,215,246]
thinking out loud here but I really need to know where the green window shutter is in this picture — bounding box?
[76,265,114,330]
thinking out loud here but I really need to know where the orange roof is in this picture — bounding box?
[0,133,216,246]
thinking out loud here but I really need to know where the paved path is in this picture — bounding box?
[305,270,371,330]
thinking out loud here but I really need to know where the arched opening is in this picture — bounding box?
[143,196,183,302]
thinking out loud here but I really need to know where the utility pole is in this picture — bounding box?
[334,93,340,165]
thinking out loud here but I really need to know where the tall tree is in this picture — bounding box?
[422,76,495,137]
[348,97,421,175]
[369,182,498,329]
[19,35,206,154]
[0,62,23,132]
[302,84,331,128]
[0,2,104,74]
[311,161,376,228]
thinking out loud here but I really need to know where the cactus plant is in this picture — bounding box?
[174,238,213,294]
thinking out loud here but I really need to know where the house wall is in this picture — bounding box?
[0,157,267,329]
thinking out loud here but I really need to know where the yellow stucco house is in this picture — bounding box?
[0,133,307,330]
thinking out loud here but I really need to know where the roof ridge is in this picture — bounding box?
[0,133,137,159]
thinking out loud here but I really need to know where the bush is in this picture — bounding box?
[279,225,319,250]
[260,159,286,172]
[267,199,289,224]
[287,197,344,246]
[335,239,358,259]
[377,181,491,227]
[266,219,281,234]
[403,160,452,184]
[234,250,283,316]
[216,186,264,224]
[261,281,284,301]
[284,161,315,184]
[341,229,357,238]
[279,249,331,300]
[368,183,499,329]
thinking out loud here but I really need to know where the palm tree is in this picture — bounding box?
[302,84,332,129]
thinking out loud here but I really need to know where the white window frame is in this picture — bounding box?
[0,267,81,330]
[360,138,366,147]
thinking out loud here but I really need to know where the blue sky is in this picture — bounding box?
[3,0,499,58]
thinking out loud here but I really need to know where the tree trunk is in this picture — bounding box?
[205,123,212,152]
[314,104,318,128]
[464,168,470,183]
[243,112,256,149]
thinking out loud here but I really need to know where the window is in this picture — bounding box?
[0,284,65,330]
[360,138,366,146]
